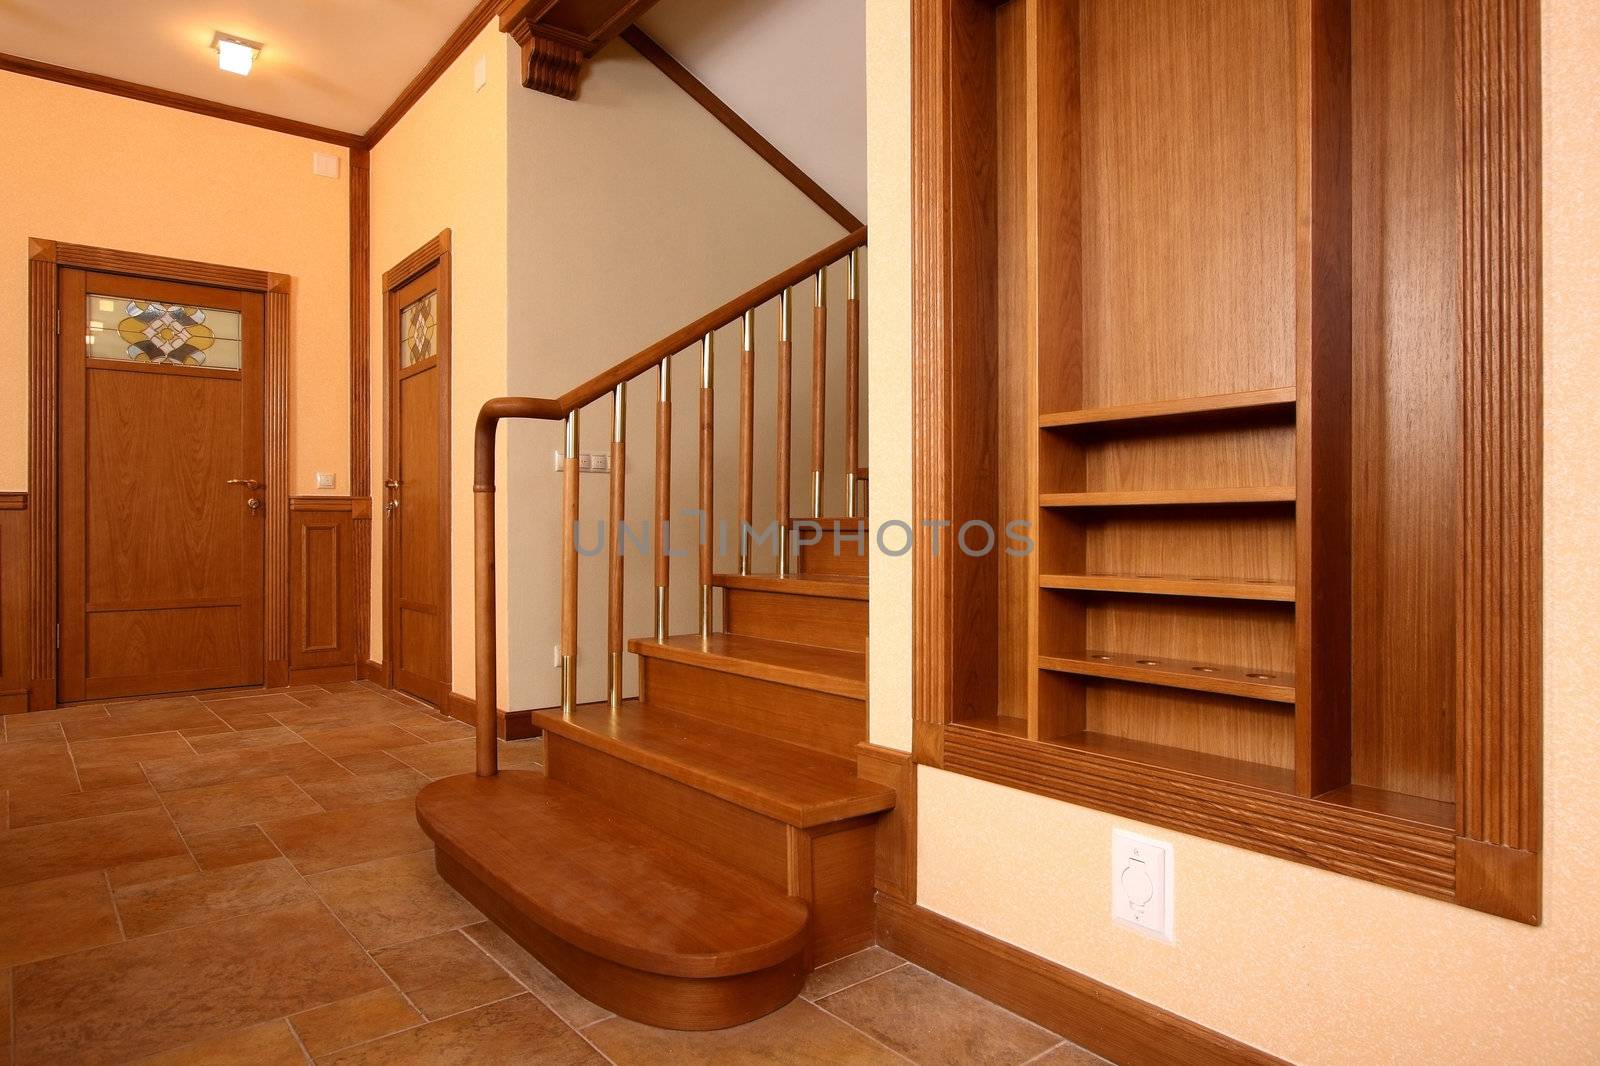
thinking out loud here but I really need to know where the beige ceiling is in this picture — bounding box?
[0,0,483,134]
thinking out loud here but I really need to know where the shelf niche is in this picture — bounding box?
[920,0,1495,908]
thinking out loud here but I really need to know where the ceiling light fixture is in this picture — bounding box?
[211,32,262,76]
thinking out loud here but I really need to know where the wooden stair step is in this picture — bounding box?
[712,572,868,600]
[416,770,809,1029]
[629,634,867,700]
[535,700,894,827]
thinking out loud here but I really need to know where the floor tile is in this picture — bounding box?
[69,732,195,773]
[128,1019,308,1065]
[142,743,346,794]
[289,987,423,1058]
[336,751,411,776]
[387,713,473,743]
[803,946,908,1000]
[108,854,201,890]
[817,964,1060,1066]
[309,849,480,950]
[321,994,601,1066]
[204,691,313,716]
[0,807,187,888]
[76,763,152,790]
[3,718,64,743]
[162,775,322,834]
[0,741,79,796]
[63,701,225,742]
[6,781,162,829]
[261,797,430,874]
[302,722,430,758]
[373,929,523,1020]
[0,871,122,967]
[586,998,908,1065]
[11,900,385,1065]
[1025,1042,1113,1065]
[295,767,429,811]
[186,726,304,754]
[387,738,542,780]
[113,856,317,938]
[185,825,282,870]
[461,920,613,1029]
[8,704,111,725]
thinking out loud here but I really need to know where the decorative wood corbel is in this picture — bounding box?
[499,0,663,99]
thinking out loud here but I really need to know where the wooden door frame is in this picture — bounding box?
[27,239,292,709]
[380,231,452,705]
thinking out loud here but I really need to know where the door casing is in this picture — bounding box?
[381,231,452,708]
[26,240,292,710]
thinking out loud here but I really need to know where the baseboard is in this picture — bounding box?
[359,659,385,683]
[0,690,30,714]
[875,897,1284,1066]
[288,664,359,686]
[445,691,542,741]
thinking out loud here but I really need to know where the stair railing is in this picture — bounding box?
[472,227,867,776]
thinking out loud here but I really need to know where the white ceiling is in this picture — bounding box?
[636,0,867,223]
[0,0,482,134]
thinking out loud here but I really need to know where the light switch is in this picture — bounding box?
[312,152,340,179]
[1111,829,1174,941]
[473,55,488,92]
[315,472,335,490]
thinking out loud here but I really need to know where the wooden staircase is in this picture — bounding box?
[419,520,878,1029]
[418,233,884,1031]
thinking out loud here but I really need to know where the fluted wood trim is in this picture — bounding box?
[350,147,372,668]
[265,288,292,685]
[27,249,57,708]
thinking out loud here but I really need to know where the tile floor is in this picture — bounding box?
[0,682,1107,1065]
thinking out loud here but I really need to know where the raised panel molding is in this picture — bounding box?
[290,497,362,683]
[0,494,30,712]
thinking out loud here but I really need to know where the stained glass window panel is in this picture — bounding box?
[401,291,438,367]
[85,295,242,370]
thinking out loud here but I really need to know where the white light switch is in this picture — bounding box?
[312,152,340,179]
[315,472,335,490]
[1112,829,1174,941]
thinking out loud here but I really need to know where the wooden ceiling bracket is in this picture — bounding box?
[499,0,662,100]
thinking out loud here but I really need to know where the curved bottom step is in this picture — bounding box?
[416,770,811,1030]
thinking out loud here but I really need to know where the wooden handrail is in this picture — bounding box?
[470,227,866,777]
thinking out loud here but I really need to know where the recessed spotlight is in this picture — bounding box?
[211,32,262,76]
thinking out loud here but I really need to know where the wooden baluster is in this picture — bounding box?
[810,267,827,517]
[608,383,626,708]
[654,359,671,640]
[776,289,793,576]
[845,250,861,517]
[698,332,714,638]
[561,409,579,713]
[738,310,755,575]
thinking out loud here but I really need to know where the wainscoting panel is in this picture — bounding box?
[0,494,30,711]
[289,497,363,684]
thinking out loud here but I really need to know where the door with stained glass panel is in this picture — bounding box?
[58,271,266,700]
[384,252,451,708]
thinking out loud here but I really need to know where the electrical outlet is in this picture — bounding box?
[552,644,562,668]
[1111,829,1174,941]
[553,451,613,473]
[591,453,609,473]
[315,472,335,490]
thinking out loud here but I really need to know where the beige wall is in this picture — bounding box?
[367,23,512,705]
[0,71,351,494]
[502,38,845,710]
[865,0,1600,1062]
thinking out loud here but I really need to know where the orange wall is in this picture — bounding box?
[865,0,1600,1061]
[0,71,351,494]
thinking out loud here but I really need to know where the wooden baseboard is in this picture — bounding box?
[0,691,30,714]
[359,659,385,683]
[445,691,542,741]
[876,897,1284,1066]
[288,664,359,686]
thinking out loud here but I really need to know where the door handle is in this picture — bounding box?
[385,479,401,490]
[227,478,260,489]
[386,499,400,512]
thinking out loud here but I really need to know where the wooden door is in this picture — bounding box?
[58,271,266,700]
[384,255,451,707]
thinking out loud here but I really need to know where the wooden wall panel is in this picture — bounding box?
[290,498,360,682]
[0,495,29,712]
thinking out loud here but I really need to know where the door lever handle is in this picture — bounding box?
[226,478,260,489]
[385,479,401,490]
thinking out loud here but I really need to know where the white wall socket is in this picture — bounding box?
[315,472,335,490]
[1111,828,1174,942]
[552,644,562,668]
[552,450,612,473]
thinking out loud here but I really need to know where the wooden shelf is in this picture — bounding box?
[1046,731,1296,794]
[1038,651,1295,703]
[1039,387,1296,429]
[1040,487,1294,508]
[1039,573,1295,602]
